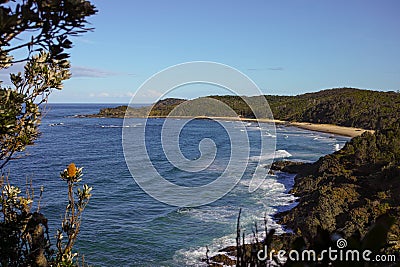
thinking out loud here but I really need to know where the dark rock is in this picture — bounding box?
[271,160,313,174]
[209,254,236,266]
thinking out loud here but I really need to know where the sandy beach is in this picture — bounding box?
[150,116,374,138]
[285,121,374,138]
[240,118,373,137]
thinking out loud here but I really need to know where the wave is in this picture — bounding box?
[174,173,295,266]
[263,132,276,138]
[100,123,142,128]
[48,122,64,126]
[246,126,261,131]
[334,143,341,151]
[177,206,238,224]
[239,178,284,192]
[240,177,297,207]
[313,136,336,142]
[173,211,285,266]
[275,149,292,158]
[249,150,292,162]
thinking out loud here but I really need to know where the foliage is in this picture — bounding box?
[0,51,70,169]
[277,127,400,255]
[0,176,50,266]
[56,163,92,266]
[117,87,400,130]
[0,0,96,65]
[0,164,92,266]
[1,0,96,266]
[265,88,400,130]
[148,98,186,117]
[221,88,400,130]
[1,0,96,168]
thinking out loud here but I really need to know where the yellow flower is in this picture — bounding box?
[67,163,77,177]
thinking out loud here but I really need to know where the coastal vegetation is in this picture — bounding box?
[208,126,400,266]
[205,88,399,129]
[275,127,400,263]
[264,88,400,130]
[0,1,96,266]
[86,98,186,118]
[92,88,400,131]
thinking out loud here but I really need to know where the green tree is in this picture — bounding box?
[1,0,97,168]
[0,1,96,266]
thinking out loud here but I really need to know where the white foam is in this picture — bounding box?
[246,126,261,131]
[263,132,277,138]
[49,122,64,126]
[173,187,295,266]
[250,150,292,162]
[313,135,337,143]
[100,123,142,128]
[177,206,238,224]
[174,214,286,266]
[275,150,292,158]
[239,178,282,191]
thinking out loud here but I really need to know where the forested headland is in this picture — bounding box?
[91,87,400,131]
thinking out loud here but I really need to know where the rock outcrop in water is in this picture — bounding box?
[270,160,313,174]
[85,105,151,118]
[85,98,186,118]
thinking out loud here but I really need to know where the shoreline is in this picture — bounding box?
[87,112,374,137]
[145,115,374,138]
[286,121,374,138]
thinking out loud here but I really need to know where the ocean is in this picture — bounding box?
[5,104,350,266]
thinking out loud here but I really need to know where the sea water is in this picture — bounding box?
[5,104,350,266]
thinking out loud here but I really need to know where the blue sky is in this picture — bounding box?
[3,0,400,103]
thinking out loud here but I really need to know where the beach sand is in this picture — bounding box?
[241,118,373,137]
[285,122,374,138]
[153,116,374,138]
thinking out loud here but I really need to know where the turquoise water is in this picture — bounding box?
[6,104,350,266]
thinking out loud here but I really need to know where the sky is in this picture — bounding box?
[2,0,400,103]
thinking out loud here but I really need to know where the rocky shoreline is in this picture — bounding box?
[83,105,150,118]
[206,160,306,266]
[208,128,400,266]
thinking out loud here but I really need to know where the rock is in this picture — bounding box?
[271,160,313,174]
[209,254,236,266]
